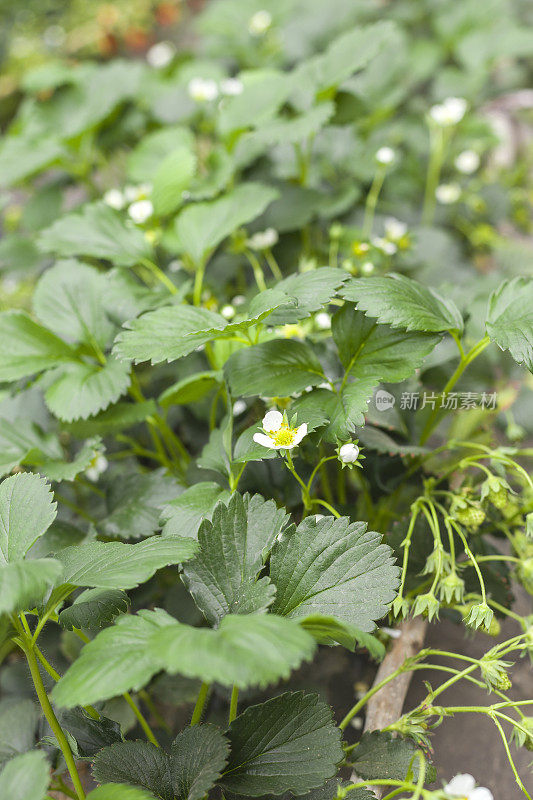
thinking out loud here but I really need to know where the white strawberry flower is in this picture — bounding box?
[361,261,375,275]
[338,443,360,464]
[248,10,272,36]
[444,773,493,800]
[187,77,219,103]
[429,97,467,126]
[128,199,154,224]
[253,409,308,451]
[436,183,461,204]
[103,188,125,210]
[247,228,279,250]
[86,454,108,482]
[315,312,331,330]
[375,146,396,165]
[146,41,175,68]
[384,217,407,241]
[455,150,480,174]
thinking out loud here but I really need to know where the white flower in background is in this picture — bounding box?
[146,41,175,68]
[372,237,397,255]
[124,184,152,203]
[128,199,154,224]
[248,9,272,36]
[247,228,279,251]
[436,183,461,204]
[221,304,236,319]
[338,442,360,464]
[384,217,408,241]
[187,77,219,103]
[315,311,331,330]
[443,773,493,800]
[2,276,20,295]
[232,399,247,416]
[455,149,480,174]
[361,261,375,274]
[429,97,468,126]
[220,77,244,96]
[103,188,125,210]
[86,454,108,482]
[168,259,183,272]
[253,409,308,451]
[232,294,246,306]
[375,146,396,165]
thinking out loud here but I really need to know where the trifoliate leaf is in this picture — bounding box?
[341,274,463,333]
[152,146,197,217]
[0,750,50,800]
[350,731,434,782]
[248,102,335,147]
[225,339,325,397]
[266,268,347,325]
[161,483,231,538]
[181,493,279,625]
[170,725,230,800]
[0,311,76,382]
[332,305,440,383]
[59,708,122,757]
[58,588,130,631]
[33,260,115,347]
[98,471,180,540]
[93,741,173,800]
[0,133,63,187]
[174,183,278,264]
[485,277,533,372]
[45,357,131,422]
[159,371,221,408]
[55,535,198,589]
[0,559,63,614]
[220,692,343,796]
[153,613,316,689]
[0,472,57,563]
[38,202,152,266]
[0,698,40,769]
[113,305,226,365]
[270,515,398,631]
[51,608,177,707]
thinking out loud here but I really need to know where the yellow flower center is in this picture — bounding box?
[272,425,297,447]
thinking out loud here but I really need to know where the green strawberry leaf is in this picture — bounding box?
[485,277,533,372]
[270,515,398,631]
[220,692,343,796]
[225,339,325,397]
[340,274,463,333]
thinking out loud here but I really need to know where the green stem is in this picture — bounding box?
[422,124,446,225]
[229,685,239,723]
[419,335,490,444]
[339,662,409,730]
[309,498,341,518]
[285,452,311,509]
[245,250,267,292]
[141,258,178,295]
[193,261,207,306]
[23,640,86,800]
[362,166,386,238]
[191,682,210,725]
[123,691,160,747]
[265,248,282,280]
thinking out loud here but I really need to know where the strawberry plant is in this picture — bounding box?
[0,2,532,799]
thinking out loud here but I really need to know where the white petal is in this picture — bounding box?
[469,789,493,800]
[293,423,308,445]
[444,774,476,796]
[262,409,283,432]
[253,432,275,448]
